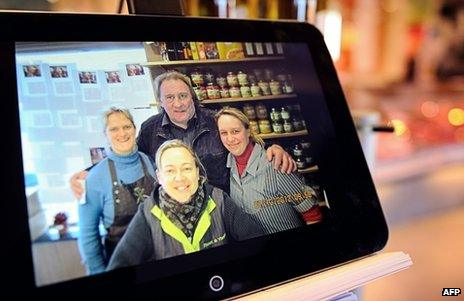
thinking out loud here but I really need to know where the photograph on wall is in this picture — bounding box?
[23,64,42,77]
[105,71,122,83]
[79,71,97,84]
[89,147,107,165]
[126,64,145,76]
[50,66,69,78]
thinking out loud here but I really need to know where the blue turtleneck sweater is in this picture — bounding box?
[78,147,155,275]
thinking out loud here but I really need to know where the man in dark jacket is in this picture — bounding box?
[71,71,295,195]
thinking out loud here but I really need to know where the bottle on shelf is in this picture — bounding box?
[281,107,291,121]
[270,107,282,123]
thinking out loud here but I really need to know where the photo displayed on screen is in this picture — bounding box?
[16,41,334,286]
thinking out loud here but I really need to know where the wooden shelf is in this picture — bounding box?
[298,165,319,174]
[142,56,285,67]
[259,129,308,140]
[201,93,297,104]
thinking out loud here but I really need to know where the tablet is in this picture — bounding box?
[2,11,388,299]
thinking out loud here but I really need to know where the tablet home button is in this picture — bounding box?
[209,275,224,292]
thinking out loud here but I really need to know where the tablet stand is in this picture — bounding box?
[232,251,412,301]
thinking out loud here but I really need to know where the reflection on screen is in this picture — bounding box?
[16,41,331,286]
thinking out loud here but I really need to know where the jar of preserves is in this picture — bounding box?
[296,156,308,169]
[237,71,249,86]
[220,87,230,98]
[283,120,294,133]
[243,104,257,120]
[216,73,227,88]
[292,117,304,131]
[300,139,311,150]
[270,107,282,122]
[258,80,271,95]
[292,144,303,157]
[281,107,290,120]
[272,121,284,134]
[258,119,272,134]
[249,120,260,134]
[229,86,241,98]
[270,79,282,95]
[240,85,252,98]
[193,85,207,101]
[206,83,221,99]
[204,69,215,84]
[284,80,294,93]
[255,103,268,120]
[250,83,262,97]
[227,72,239,87]
[190,69,204,86]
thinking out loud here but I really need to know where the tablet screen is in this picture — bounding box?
[4,12,388,298]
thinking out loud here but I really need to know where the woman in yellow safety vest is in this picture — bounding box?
[107,139,263,270]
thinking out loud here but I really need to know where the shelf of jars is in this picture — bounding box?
[200,93,297,104]
[258,129,308,140]
[142,56,285,67]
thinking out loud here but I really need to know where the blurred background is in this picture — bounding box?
[3,0,463,300]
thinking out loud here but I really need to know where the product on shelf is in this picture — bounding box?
[283,120,294,133]
[270,107,282,123]
[190,68,205,85]
[249,120,260,134]
[216,73,227,87]
[237,71,248,86]
[193,85,207,101]
[243,104,257,120]
[227,71,239,87]
[204,42,220,59]
[250,83,262,97]
[281,107,291,121]
[258,119,272,134]
[220,86,230,98]
[255,103,268,120]
[206,83,221,99]
[229,86,241,98]
[240,84,252,98]
[270,79,283,95]
[258,80,271,95]
[272,120,284,134]
[217,42,245,59]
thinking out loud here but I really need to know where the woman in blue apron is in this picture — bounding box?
[78,106,156,275]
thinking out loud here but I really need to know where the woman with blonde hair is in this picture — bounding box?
[215,107,321,234]
[78,106,156,275]
[107,139,262,270]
